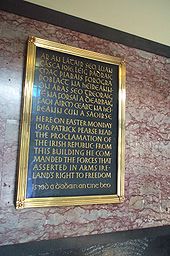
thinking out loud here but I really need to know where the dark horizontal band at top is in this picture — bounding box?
[0,0,170,57]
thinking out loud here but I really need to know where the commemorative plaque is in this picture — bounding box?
[16,36,126,208]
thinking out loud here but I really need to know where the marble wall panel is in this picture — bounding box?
[0,10,169,246]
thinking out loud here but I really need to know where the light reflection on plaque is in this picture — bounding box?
[16,36,126,209]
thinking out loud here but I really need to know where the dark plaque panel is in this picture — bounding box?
[16,37,125,208]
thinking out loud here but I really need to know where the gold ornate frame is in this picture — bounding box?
[16,36,126,209]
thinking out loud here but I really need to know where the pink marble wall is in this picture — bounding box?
[0,10,169,246]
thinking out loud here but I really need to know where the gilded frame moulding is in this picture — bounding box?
[16,36,126,209]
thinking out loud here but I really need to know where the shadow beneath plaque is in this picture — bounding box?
[0,226,170,256]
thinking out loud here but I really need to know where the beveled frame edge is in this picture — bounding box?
[34,36,123,65]
[16,36,126,209]
[21,195,122,208]
[16,37,36,209]
[118,61,126,200]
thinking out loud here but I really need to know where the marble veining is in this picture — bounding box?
[0,10,170,246]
